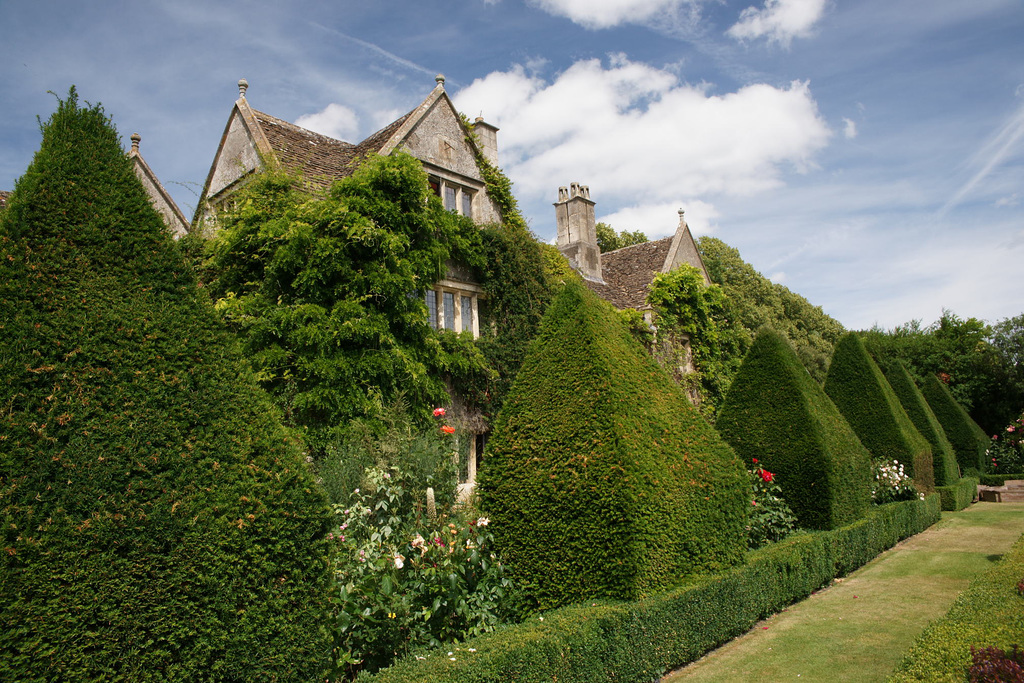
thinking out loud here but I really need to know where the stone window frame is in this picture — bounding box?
[426,278,482,338]
[426,169,481,220]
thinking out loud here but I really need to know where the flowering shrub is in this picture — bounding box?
[746,459,797,549]
[329,465,511,680]
[872,459,921,504]
[987,413,1024,473]
[969,645,1024,682]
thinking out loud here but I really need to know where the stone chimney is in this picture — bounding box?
[555,182,603,283]
[471,116,499,167]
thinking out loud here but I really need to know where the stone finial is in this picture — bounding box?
[238,78,249,98]
[678,209,685,221]
[130,133,141,153]
[435,73,446,86]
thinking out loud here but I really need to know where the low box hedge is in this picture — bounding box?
[888,531,1024,682]
[936,477,979,511]
[359,495,941,683]
[979,473,1024,486]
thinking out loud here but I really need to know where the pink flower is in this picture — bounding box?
[1008,426,1016,433]
[433,407,446,417]
[441,425,455,435]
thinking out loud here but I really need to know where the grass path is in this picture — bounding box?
[662,502,1024,683]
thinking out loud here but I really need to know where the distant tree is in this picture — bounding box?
[698,236,845,382]
[863,311,1023,435]
[0,89,332,682]
[595,221,648,253]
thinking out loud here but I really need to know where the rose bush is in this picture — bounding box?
[987,412,1024,473]
[329,465,511,681]
[871,459,921,504]
[746,459,797,549]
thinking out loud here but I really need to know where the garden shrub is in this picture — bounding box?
[746,460,797,548]
[0,91,333,681]
[987,410,1024,475]
[936,477,979,512]
[359,496,940,683]
[979,474,1024,486]
[921,372,990,475]
[477,282,749,611]
[329,463,511,681]
[824,333,934,490]
[716,329,872,530]
[881,359,960,487]
[889,531,1024,682]
[872,459,922,505]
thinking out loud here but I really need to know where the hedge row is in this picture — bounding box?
[361,495,941,683]
[824,334,934,489]
[716,329,871,530]
[888,531,1024,682]
[979,473,1024,486]
[478,282,748,611]
[936,477,979,512]
[881,360,959,488]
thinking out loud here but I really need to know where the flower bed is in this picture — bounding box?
[357,495,940,683]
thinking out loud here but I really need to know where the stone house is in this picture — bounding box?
[128,133,189,238]
[553,181,711,395]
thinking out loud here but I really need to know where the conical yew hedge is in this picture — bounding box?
[880,360,958,487]
[477,282,748,611]
[824,333,934,490]
[716,329,872,530]
[0,90,332,682]
[920,373,989,475]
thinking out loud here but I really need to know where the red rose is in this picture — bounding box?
[760,469,774,483]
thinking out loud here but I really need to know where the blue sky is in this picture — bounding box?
[1,0,1022,331]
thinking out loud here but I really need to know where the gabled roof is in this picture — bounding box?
[584,212,710,310]
[127,134,189,238]
[194,76,490,229]
[586,237,673,309]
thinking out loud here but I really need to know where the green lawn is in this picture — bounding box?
[662,502,1024,683]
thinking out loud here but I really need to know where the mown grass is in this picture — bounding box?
[663,502,1024,682]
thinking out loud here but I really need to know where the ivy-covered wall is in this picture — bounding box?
[477,283,748,611]
[824,333,934,490]
[716,329,872,530]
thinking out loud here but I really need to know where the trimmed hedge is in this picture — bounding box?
[921,373,990,475]
[477,282,749,611]
[889,531,1024,682]
[716,329,872,530]
[360,496,941,683]
[979,473,1024,486]
[936,477,979,512]
[881,360,959,488]
[0,91,333,681]
[824,333,934,489]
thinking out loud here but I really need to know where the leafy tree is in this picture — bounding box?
[698,236,845,382]
[0,89,332,681]
[595,221,648,253]
[863,311,1024,435]
[202,155,491,454]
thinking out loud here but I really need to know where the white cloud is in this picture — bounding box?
[727,0,827,46]
[454,57,831,211]
[995,193,1020,207]
[599,199,720,239]
[528,0,697,30]
[295,103,360,141]
[842,117,857,139]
